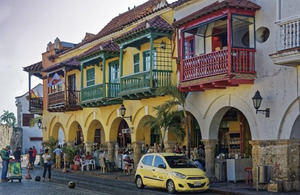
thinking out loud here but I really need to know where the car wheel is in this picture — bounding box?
[136,176,144,189]
[167,180,176,194]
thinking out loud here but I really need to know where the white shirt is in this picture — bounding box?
[42,153,51,163]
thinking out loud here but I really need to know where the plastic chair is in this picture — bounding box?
[80,159,89,171]
[88,159,96,170]
[244,167,253,184]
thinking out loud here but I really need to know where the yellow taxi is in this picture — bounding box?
[135,153,209,193]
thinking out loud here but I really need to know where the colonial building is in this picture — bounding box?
[22,0,300,192]
[173,0,300,192]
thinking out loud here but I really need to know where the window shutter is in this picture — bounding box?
[133,54,140,73]
[22,114,34,127]
[86,68,95,87]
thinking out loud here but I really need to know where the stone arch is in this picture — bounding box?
[50,122,65,141]
[278,98,300,139]
[205,94,258,140]
[67,121,84,143]
[108,117,122,142]
[291,116,300,139]
[86,120,105,144]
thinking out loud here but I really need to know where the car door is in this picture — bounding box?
[140,155,154,186]
[152,155,168,188]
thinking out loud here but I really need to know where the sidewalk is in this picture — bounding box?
[51,168,300,195]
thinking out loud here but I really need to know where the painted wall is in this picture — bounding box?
[175,0,300,141]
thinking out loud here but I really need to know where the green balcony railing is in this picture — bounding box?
[120,70,172,95]
[81,83,120,102]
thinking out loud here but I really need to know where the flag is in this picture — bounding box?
[48,73,63,87]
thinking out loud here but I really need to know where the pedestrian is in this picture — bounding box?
[13,147,22,162]
[1,145,10,183]
[144,144,149,153]
[32,146,37,166]
[53,145,62,168]
[42,149,52,182]
[28,147,34,169]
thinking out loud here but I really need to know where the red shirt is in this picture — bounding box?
[32,148,37,157]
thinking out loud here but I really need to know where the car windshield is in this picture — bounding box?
[164,156,197,168]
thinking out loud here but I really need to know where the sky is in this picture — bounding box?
[0,0,177,116]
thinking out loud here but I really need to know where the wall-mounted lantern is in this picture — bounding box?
[119,104,132,122]
[252,90,270,118]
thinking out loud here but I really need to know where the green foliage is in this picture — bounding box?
[0,110,16,127]
[29,116,42,127]
[43,137,58,161]
[62,144,80,165]
[142,103,186,151]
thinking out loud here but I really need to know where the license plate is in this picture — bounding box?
[194,182,201,187]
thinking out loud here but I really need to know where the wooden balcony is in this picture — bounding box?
[81,83,121,107]
[120,70,172,99]
[29,97,43,114]
[270,18,300,66]
[48,90,81,112]
[180,48,256,91]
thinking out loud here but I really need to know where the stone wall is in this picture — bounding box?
[251,140,300,192]
[0,125,22,152]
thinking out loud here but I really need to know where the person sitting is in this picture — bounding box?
[85,152,92,160]
[73,153,81,166]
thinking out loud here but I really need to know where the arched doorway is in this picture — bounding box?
[87,120,105,148]
[117,119,131,148]
[216,108,252,158]
[207,107,252,181]
[69,121,84,146]
[50,122,65,143]
[188,112,202,148]
[291,116,300,139]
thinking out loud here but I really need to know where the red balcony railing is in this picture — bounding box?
[182,48,255,82]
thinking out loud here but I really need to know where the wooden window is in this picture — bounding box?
[86,68,95,87]
[133,54,140,73]
[30,137,43,141]
[22,114,34,127]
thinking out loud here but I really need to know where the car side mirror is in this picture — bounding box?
[158,164,166,169]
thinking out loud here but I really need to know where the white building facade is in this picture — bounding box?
[172,0,300,191]
[15,83,43,154]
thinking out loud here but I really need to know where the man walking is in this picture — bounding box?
[1,145,10,183]
[32,146,37,166]
[53,145,62,168]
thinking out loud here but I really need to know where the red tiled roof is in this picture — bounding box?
[56,0,169,58]
[42,56,80,72]
[80,41,119,59]
[173,0,261,27]
[170,0,192,8]
[116,15,173,42]
[23,61,42,72]
[96,0,169,39]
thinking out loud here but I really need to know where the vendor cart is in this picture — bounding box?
[8,161,22,182]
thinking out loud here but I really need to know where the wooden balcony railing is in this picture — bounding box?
[29,97,43,113]
[48,91,65,108]
[182,48,255,82]
[48,90,80,110]
[279,18,300,50]
[81,83,120,102]
[120,70,172,94]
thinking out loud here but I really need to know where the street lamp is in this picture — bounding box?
[37,119,46,131]
[252,90,270,118]
[119,104,132,122]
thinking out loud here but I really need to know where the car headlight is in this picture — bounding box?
[172,172,186,179]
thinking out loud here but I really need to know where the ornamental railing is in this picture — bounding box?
[279,18,300,50]
[81,83,120,102]
[120,70,172,93]
[182,48,255,82]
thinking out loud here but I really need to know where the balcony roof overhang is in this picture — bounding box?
[174,0,260,29]
[270,47,300,66]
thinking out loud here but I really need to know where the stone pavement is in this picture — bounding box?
[62,168,300,195]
